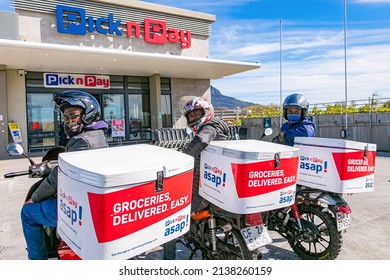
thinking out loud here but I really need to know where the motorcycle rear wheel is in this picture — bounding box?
[211,228,259,260]
[288,205,343,260]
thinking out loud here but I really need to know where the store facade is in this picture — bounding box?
[0,0,259,157]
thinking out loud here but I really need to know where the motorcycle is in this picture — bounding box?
[153,126,351,260]
[261,187,351,260]
[260,128,352,260]
[180,204,271,260]
[4,143,80,260]
[153,127,272,260]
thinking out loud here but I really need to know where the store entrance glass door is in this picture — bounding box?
[27,93,59,152]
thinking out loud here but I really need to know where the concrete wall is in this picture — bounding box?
[242,112,390,152]
[0,67,9,159]
[0,69,27,158]
[0,11,19,40]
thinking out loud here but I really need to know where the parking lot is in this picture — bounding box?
[1,152,389,260]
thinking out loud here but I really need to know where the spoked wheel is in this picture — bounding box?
[288,205,343,260]
[211,228,260,260]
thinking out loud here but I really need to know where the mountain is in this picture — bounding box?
[210,85,256,109]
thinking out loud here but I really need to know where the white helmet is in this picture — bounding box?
[181,96,214,133]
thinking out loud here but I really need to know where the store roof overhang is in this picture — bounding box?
[0,39,260,79]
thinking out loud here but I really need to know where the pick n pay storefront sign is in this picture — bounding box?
[44,73,110,89]
[56,5,192,49]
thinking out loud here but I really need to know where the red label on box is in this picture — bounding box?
[332,151,376,181]
[231,157,298,198]
[87,171,193,243]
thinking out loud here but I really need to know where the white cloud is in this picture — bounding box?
[352,0,390,4]
[207,13,390,106]
[212,42,390,106]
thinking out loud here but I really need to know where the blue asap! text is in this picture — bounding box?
[203,163,227,187]
[59,188,83,226]
[299,156,328,174]
[164,215,189,236]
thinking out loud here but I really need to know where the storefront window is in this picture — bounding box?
[161,95,172,127]
[128,76,150,90]
[128,94,151,141]
[27,93,56,151]
[161,77,172,127]
[102,94,125,142]
[25,72,171,147]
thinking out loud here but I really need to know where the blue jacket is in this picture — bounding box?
[280,119,316,146]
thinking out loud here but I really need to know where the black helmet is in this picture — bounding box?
[283,93,309,120]
[53,90,101,125]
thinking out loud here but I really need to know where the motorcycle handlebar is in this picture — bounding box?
[3,160,58,179]
[4,170,30,178]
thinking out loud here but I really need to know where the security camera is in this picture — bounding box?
[17,69,25,76]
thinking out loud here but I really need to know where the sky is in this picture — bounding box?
[1,0,390,106]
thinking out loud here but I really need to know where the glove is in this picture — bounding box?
[272,132,285,144]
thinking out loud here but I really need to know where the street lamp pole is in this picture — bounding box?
[279,19,283,126]
[343,0,348,137]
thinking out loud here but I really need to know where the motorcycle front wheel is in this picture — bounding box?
[288,204,343,260]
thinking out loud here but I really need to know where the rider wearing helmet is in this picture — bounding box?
[273,93,316,146]
[181,96,229,212]
[163,96,229,260]
[183,96,215,133]
[21,90,108,260]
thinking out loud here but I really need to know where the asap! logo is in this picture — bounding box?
[279,189,295,204]
[203,163,227,187]
[59,188,83,226]
[164,214,189,236]
[299,156,328,174]
[365,177,374,189]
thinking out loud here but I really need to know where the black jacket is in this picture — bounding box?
[183,117,229,212]
[31,127,108,202]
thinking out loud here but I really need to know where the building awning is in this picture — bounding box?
[0,39,260,79]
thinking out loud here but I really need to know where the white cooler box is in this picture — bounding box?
[294,137,376,193]
[200,140,299,214]
[57,144,194,260]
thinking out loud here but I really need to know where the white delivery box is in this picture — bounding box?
[294,137,376,193]
[200,140,299,214]
[57,144,194,260]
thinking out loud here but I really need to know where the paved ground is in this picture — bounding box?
[1,152,389,260]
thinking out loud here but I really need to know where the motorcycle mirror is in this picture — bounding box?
[5,143,36,165]
[260,127,273,140]
[5,143,24,156]
[264,127,273,136]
